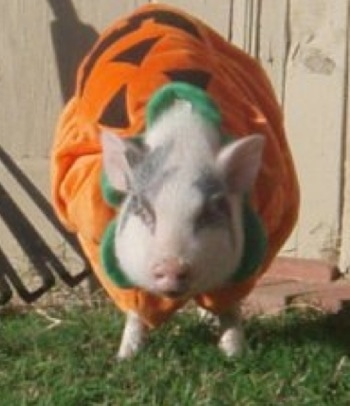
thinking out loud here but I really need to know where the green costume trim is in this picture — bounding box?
[100,134,144,207]
[147,82,221,128]
[100,219,134,288]
[232,199,267,282]
[101,172,124,207]
[100,82,267,289]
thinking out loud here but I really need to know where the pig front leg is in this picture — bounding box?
[117,311,149,360]
[217,303,245,357]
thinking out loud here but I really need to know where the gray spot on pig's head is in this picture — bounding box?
[101,132,177,234]
[125,141,178,234]
[132,140,175,195]
[119,193,156,235]
[193,169,231,233]
[101,122,265,299]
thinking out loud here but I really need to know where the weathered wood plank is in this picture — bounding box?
[339,1,350,272]
[257,0,298,256]
[283,0,348,262]
[73,0,148,29]
[231,0,260,55]
[258,0,289,103]
[155,0,232,38]
[0,1,60,159]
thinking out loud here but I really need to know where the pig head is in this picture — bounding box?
[102,99,265,300]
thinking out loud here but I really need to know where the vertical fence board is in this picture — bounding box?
[283,0,348,262]
[258,0,288,103]
[155,0,232,38]
[72,0,148,29]
[339,2,350,272]
[231,0,260,54]
[257,0,299,256]
[0,0,60,160]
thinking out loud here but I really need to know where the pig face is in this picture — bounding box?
[101,102,264,299]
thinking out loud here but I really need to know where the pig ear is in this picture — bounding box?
[216,134,265,193]
[101,131,145,192]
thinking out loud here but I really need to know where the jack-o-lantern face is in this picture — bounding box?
[76,7,214,136]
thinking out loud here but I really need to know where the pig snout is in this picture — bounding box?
[152,257,192,298]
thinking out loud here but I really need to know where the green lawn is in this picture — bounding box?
[0,303,349,406]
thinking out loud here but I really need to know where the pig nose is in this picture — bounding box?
[153,257,192,298]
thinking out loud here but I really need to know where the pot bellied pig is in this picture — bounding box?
[51,4,299,359]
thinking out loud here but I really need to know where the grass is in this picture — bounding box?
[1,303,350,406]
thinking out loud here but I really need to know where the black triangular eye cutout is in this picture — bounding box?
[112,37,161,66]
[100,84,130,128]
[165,69,211,89]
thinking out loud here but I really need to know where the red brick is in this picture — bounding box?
[243,277,347,315]
[293,296,342,314]
[293,280,350,313]
[256,281,326,298]
[244,281,323,315]
[243,258,348,316]
[266,257,340,283]
[243,290,286,316]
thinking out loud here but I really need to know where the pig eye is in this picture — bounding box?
[195,193,230,232]
[131,195,156,233]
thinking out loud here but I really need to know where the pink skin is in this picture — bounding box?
[152,257,192,298]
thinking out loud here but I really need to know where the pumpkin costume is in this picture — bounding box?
[51,4,299,327]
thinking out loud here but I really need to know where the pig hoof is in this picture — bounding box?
[116,345,139,361]
[116,311,148,361]
[218,330,245,357]
[218,339,243,357]
[116,331,146,361]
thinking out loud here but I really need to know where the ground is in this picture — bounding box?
[1,257,350,405]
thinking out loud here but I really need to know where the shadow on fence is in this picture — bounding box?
[48,0,98,102]
[0,0,100,305]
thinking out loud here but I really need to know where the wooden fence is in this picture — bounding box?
[0,0,349,305]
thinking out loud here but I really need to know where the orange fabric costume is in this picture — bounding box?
[51,4,299,327]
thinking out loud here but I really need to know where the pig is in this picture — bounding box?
[50,3,299,361]
[101,99,264,359]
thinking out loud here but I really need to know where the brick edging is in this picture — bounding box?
[243,257,350,316]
